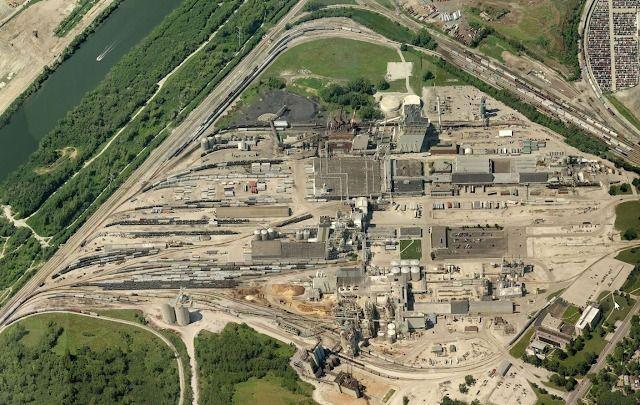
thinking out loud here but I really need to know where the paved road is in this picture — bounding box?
[566,299,640,404]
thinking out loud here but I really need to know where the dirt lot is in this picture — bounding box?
[0,0,112,114]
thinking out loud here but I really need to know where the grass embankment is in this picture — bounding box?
[96,308,148,324]
[196,323,315,405]
[509,326,535,358]
[607,95,640,132]
[54,0,99,37]
[0,313,179,404]
[530,382,564,405]
[293,8,415,43]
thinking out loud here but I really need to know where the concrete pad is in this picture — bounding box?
[387,62,413,81]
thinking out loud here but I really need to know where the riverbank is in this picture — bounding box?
[0,0,114,115]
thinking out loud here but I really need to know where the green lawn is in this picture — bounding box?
[264,38,400,83]
[616,247,640,266]
[510,326,535,358]
[17,312,155,355]
[309,0,356,6]
[96,309,148,324]
[530,382,565,405]
[402,49,462,92]
[478,34,520,63]
[233,374,315,405]
[400,239,422,260]
[614,201,640,234]
[599,291,636,325]
[607,95,640,132]
[559,334,606,370]
[562,304,581,325]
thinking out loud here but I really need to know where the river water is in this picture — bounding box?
[0,0,181,179]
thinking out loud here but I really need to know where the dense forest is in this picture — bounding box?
[195,323,314,405]
[0,318,179,404]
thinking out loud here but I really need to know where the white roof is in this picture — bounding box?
[576,305,600,330]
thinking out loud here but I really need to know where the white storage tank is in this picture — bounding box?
[377,330,386,340]
[296,230,304,240]
[401,266,410,280]
[410,266,421,281]
[267,228,276,239]
[386,329,396,344]
[390,260,401,267]
[253,229,261,241]
[260,229,269,240]
[400,260,409,267]
[410,259,420,266]
[390,267,401,277]
[303,229,311,240]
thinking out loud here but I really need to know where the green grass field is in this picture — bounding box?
[478,34,520,63]
[616,247,640,265]
[530,382,565,405]
[399,239,422,260]
[510,326,535,358]
[614,201,640,235]
[17,312,156,354]
[402,49,461,91]
[233,374,315,404]
[607,95,640,132]
[310,0,356,6]
[96,308,148,324]
[562,304,581,325]
[264,38,400,83]
[375,0,395,10]
[599,291,636,325]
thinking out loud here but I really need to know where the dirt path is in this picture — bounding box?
[2,205,50,246]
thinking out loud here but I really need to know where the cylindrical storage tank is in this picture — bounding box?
[387,322,396,332]
[411,266,421,281]
[260,229,269,240]
[267,228,276,239]
[175,305,190,326]
[253,229,261,241]
[410,259,420,266]
[200,138,210,152]
[401,266,410,281]
[400,260,409,267]
[296,230,304,240]
[160,303,176,325]
[380,95,402,117]
[377,330,385,340]
[390,260,401,267]
[303,229,311,240]
[464,147,473,155]
[390,267,401,277]
[387,330,396,344]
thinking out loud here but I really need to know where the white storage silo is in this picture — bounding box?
[410,266,421,281]
[175,305,190,326]
[161,303,176,325]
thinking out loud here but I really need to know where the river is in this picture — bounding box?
[0,0,182,180]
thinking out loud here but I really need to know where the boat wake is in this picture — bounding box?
[96,41,117,62]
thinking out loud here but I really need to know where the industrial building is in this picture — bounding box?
[576,304,601,332]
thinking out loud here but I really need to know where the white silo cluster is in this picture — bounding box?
[295,228,312,241]
[388,260,421,282]
[254,227,278,241]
